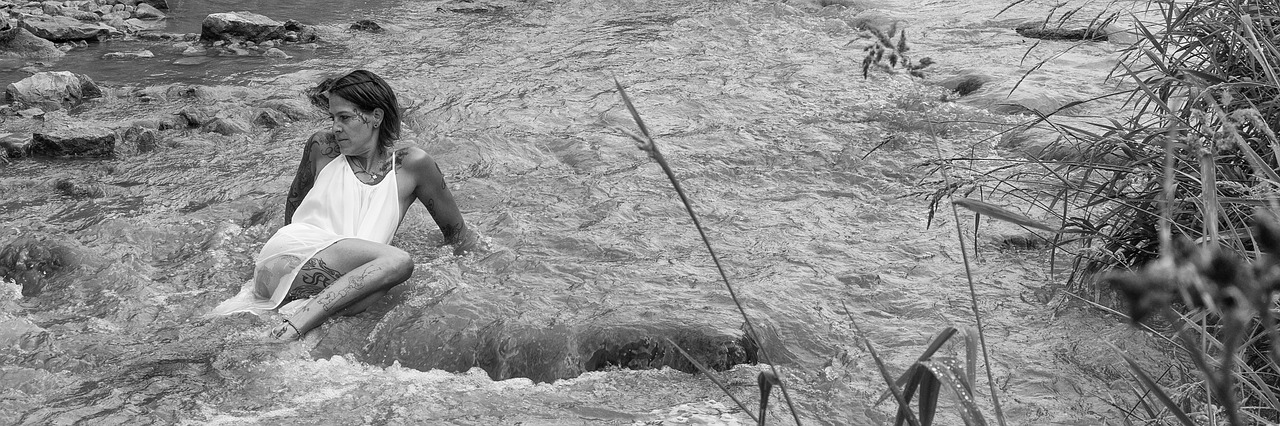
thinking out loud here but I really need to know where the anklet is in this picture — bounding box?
[283,319,301,336]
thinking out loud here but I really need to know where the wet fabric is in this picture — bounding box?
[210,151,401,316]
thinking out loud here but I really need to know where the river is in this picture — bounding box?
[1,0,1173,424]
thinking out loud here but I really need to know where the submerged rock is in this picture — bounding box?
[0,237,74,297]
[350,19,383,33]
[1015,22,1108,41]
[31,127,117,157]
[938,72,993,97]
[5,71,102,111]
[200,12,285,43]
[438,0,506,13]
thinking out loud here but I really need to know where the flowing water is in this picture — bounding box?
[1,0,1176,424]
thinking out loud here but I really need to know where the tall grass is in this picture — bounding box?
[924,0,1280,422]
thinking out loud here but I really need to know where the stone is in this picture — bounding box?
[350,19,383,33]
[133,2,163,19]
[5,71,102,110]
[122,125,156,152]
[200,11,284,43]
[172,56,210,66]
[202,117,250,135]
[101,49,153,59]
[938,73,993,97]
[0,28,63,58]
[0,237,76,297]
[262,47,288,58]
[0,136,30,158]
[16,107,44,117]
[252,107,286,128]
[135,0,167,10]
[20,15,113,42]
[1015,22,1107,41]
[30,126,116,157]
[260,98,317,121]
[438,0,504,13]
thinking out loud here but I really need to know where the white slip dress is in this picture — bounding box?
[210,153,402,316]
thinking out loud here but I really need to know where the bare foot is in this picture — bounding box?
[267,319,302,340]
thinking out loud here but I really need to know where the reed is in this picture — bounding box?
[614,79,803,426]
[922,0,1280,422]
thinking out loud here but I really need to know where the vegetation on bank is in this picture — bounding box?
[928,0,1280,423]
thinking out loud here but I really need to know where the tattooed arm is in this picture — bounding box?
[285,131,341,224]
[404,147,478,254]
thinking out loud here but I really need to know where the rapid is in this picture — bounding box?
[0,0,1173,424]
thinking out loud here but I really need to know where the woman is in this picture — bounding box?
[211,70,479,340]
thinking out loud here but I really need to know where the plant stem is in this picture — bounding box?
[615,79,803,426]
[928,121,1007,425]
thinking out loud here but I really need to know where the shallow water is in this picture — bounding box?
[1,0,1174,424]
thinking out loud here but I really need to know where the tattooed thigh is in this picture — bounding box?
[282,257,346,303]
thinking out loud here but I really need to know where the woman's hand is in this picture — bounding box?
[452,227,488,256]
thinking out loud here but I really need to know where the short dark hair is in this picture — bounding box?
[315,70,402,149]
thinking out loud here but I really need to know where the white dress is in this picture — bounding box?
[210,153,402,316]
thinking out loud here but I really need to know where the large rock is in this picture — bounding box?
[5,71,102,110]
[30,127,117,157]
[20,15,114,42]
[134,3,166,19]
[200,12,285,43]
[0,28,64,58]
[135,0,170,10]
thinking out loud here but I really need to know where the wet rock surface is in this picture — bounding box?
[5,71,102,110]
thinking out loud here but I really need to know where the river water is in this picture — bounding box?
[1,0,1175,424]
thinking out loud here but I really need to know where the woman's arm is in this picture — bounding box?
[285,131,340,224]
[405,148,478,253]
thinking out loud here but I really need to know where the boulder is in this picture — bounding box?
[5,71,102,110]
[252,107,287,128]
[200,12,285,43]
[0,14,19,45]
[133,3,165,19]
[136,0,169,10]
[0,28,64,58]
[30,126,117,157]
[202,116,251,135]
[0,136,30,158]
[122,125,157,153]
[20,15,113,42]
[350,19,383,33]
[260,98,318,121]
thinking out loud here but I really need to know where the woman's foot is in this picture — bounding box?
[268,319,303,340]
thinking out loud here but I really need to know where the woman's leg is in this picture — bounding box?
[270,238,413,339]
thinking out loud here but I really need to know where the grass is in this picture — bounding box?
[920,0,1280,423]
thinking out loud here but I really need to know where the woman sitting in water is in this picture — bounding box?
[211,69,480,339]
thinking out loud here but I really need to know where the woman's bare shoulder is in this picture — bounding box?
[306,130,342,159]
[394,145,438,171]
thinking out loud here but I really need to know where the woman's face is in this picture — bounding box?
[328,94,381,155]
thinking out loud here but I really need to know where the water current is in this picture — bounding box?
[1,0,1176,424]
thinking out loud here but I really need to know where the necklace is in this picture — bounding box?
[350,155,385,180]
